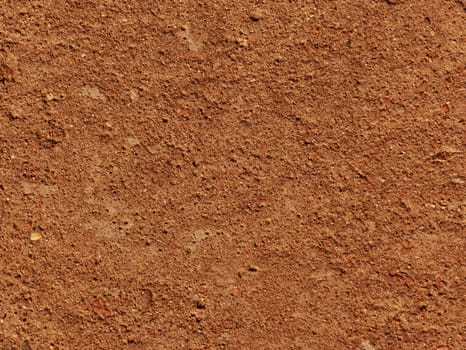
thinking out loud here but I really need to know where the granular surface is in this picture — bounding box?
[0,1,465,349]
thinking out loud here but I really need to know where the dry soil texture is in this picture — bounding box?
[0,1,465,349]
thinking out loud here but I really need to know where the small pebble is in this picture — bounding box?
[249,10,264,22]
[30,232,43,241]
[360,340,375,350]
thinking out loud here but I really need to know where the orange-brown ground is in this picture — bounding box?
[0,1,465,349]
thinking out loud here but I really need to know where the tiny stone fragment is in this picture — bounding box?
[30,232,43,241]
[236,38,248,47]
[360,340,375,350]
[81,86,107,101]
[249,10,264,22]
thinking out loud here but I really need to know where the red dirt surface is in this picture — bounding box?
[1,1,465,349]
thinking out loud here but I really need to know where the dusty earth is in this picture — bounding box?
[0,0,465,349]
